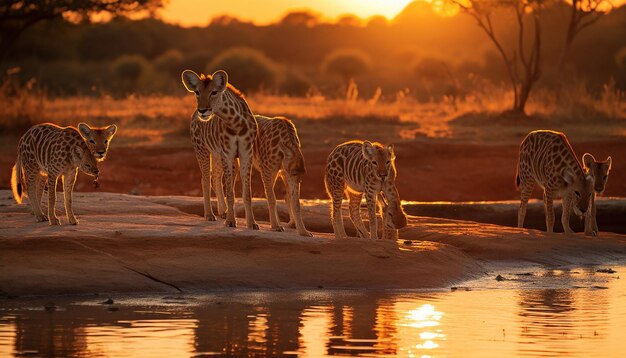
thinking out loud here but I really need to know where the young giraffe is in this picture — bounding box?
[516,130,593,233]
[77,123,118,161]
[212,115,312,236]
[582,153,612,236]
[325,140,407,239]
[11,123,100,225]
[182,69,259,229]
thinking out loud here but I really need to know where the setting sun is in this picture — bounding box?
[159,0,416,26]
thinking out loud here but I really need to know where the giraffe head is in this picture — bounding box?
[71,144,99,177]
[583,153,612,194]
[181,69,230,120]
[279,119,306,177]
[563,167,593,215]
[280,141,306,177]
[362,141,396,181]
[78,123,117,161]
[380,188,408,231]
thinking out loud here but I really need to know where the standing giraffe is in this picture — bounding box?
[11,123,100,225]
[325,140,407,239]
[582,153,612,236]
[212,115,312,236]
[181,69,259,229]
[516,130,593,233]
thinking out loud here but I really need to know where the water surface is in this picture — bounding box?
[1,265,624,357]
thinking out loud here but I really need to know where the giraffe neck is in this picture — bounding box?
[214,89,255,125]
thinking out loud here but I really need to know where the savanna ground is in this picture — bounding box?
[1,83,625,203]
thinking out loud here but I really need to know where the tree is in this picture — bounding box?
[556,0,614,87]
[0,0,163,62]
[451,0,544,115]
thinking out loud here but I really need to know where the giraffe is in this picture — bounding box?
[181,69,259,229]
[11,123,100,225]
[212,115,312,236]
[516,130,593,233]
[582,153,612,236]
[325,140,407,239]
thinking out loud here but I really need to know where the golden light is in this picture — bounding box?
[404,304,443,329]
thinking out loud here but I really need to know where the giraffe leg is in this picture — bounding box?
[211,153,227,218]
[517,181,534,228]
[47,175,61,225]
[561,193,574,234]
[62,169,79,225]
[197,152,216,221]
[285,174,312,237]
[26,171,46,222]
[543,189,554,233]
[326,173,347,239]
[348,191,368,238]
[585,193,598,237]
[261,168,283,232]
[239,151,259,230]
[282,174,296,228]
[365,190,379,240]
[222,155,237,228]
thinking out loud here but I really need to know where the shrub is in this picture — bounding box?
[207,47,278,93]
[321,49,371,83]
[154,49,184,76]
[112,55,149,82]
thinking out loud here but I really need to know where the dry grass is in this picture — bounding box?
[1,80,624,142]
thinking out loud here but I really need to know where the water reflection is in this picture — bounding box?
[0,268,624,357]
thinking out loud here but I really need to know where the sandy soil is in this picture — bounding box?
[1,190,625,296]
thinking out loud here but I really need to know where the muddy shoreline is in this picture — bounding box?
[2,190,625,297]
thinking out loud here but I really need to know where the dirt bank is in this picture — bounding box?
[1,191,625,296]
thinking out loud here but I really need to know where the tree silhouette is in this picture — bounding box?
[321,48,371,85]
[451,0,543,115]
[0,0,163,62]
[556,0,614,89]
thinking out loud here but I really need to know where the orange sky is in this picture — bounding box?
[158,0,417,26]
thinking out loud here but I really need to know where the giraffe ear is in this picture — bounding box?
[562,168,576,186]
[387,144,396,161]
[78,123,92,139]
[182,70,201,92]
[211,70,228,92]
[582,153,595,169]
[105,124,117,139]
[362,141,376,160]
[606,156,612,171]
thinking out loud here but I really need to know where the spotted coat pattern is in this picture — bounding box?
[11,123,100,225]
[324,140,407,239]
[516,130,593,233]
[182,69,259,229]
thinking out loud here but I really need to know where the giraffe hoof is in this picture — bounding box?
[250,223,260,230]
[49,217,61,226]
[69,219,79,225]
[225,220,236,228]
[205,214,217,221]
[273,226,285,232]
[36,215,48,222]
[286,221,296,229]
[299,230,314,237]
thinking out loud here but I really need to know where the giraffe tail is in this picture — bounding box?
[11,155,23,204]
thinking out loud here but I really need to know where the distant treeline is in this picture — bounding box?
[3,1,625,99]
